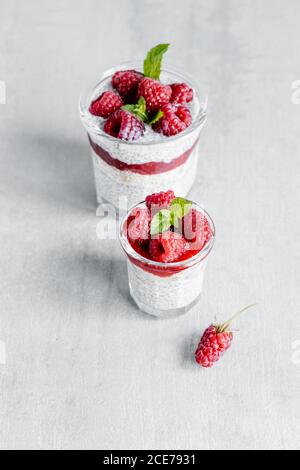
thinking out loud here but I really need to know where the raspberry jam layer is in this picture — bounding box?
[88,135,197,175]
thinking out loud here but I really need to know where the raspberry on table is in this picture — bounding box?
[149,231,189,263]
[145,190,175,213]
[195,326,233,368]
[195,304,256,368]
[127,207,150,245]
[112,70,144,103]
[179,209,213,251]
[103,109,144,141]
[89,91,123,118]
[138,77,172,113]
[152,103,192,136]
[170,83,193,105]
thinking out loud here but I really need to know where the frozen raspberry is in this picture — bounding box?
[145,190,175,213]
[104,109,144,141]
[112,70,144,103]
[127,207,150,245]
[179,209,213,251]
[170,83,193,104]
[89,91,123,118]
[138,77,172,113]
[153,104,192,136]
[195,304,256,368]
[149,231,189,263]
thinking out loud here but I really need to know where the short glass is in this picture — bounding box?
[79,62,207,209]
[119,201,215,319]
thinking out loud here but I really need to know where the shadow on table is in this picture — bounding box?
[10,130,96,213]
[43,247,153,322]
[180,331,202,370]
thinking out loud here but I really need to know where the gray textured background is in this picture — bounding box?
[0,0,300,450]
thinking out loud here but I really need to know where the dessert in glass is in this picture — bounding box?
[79,44,207,209]
[119,190,215,318]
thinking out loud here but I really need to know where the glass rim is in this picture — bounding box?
[79,61,208,146]
[119,200,215,268]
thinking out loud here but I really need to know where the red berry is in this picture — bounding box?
[149,231,189,263]
[153,104,192,136]
[138,77,172,113]
[145,190,175,213]
[179,209,213,251]
[104,109,144,141]
[195,326,233,368]
[112,70,144,103]
[127,207,150,245]
[89,91,123,118]
[195,304,256,368]
[170,83,193,105]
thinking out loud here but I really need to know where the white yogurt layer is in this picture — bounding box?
[127,259,207,317]
[91,145,198,208]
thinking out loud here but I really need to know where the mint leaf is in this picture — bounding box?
[143,43,170,80]
[148,109,164,125]
[122,97,148,122]
[150,209,172,235]
[171,197,192,222]
[122,104,135,113]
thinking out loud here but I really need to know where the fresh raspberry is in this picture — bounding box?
[170,83,193,105]
[145,190,175,213]
[153,104,192,136]
[112,70,144,103]
[179,209,213,251]
[149,231,189,263]
[195,325,233,368]
[127,207,150,245]
[89,91,123,118]
[103,109,144,141]
[138,78,172,113]
[195,304,256,368]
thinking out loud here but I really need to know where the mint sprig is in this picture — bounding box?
[122,97,164,125]
[150,198,192,235]
[143,43,170,80]
[122,97,148,122]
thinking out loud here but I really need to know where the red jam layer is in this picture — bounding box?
[88,135,198,175]
[128,249,202,278]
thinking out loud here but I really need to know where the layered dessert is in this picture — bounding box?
[120,190,215,318]
[79,44,207,208]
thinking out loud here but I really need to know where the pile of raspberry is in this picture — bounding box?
[126,190,213,263]
[89,70,194,141]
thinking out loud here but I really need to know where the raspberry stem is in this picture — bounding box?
[217,303,257,333]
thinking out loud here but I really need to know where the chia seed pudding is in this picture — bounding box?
[119,191,215,318]
[79,44,207,209]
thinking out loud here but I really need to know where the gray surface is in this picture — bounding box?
[0,0,300,450]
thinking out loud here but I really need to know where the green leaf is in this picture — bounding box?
[143,43,170,80]
[122,97,148,122]
[148,109,164,125]
[150,209,172,235]
[171,197,192,222]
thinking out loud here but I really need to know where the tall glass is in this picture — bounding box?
[79,63,207,209]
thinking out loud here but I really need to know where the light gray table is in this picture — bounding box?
[0,0,299,450]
